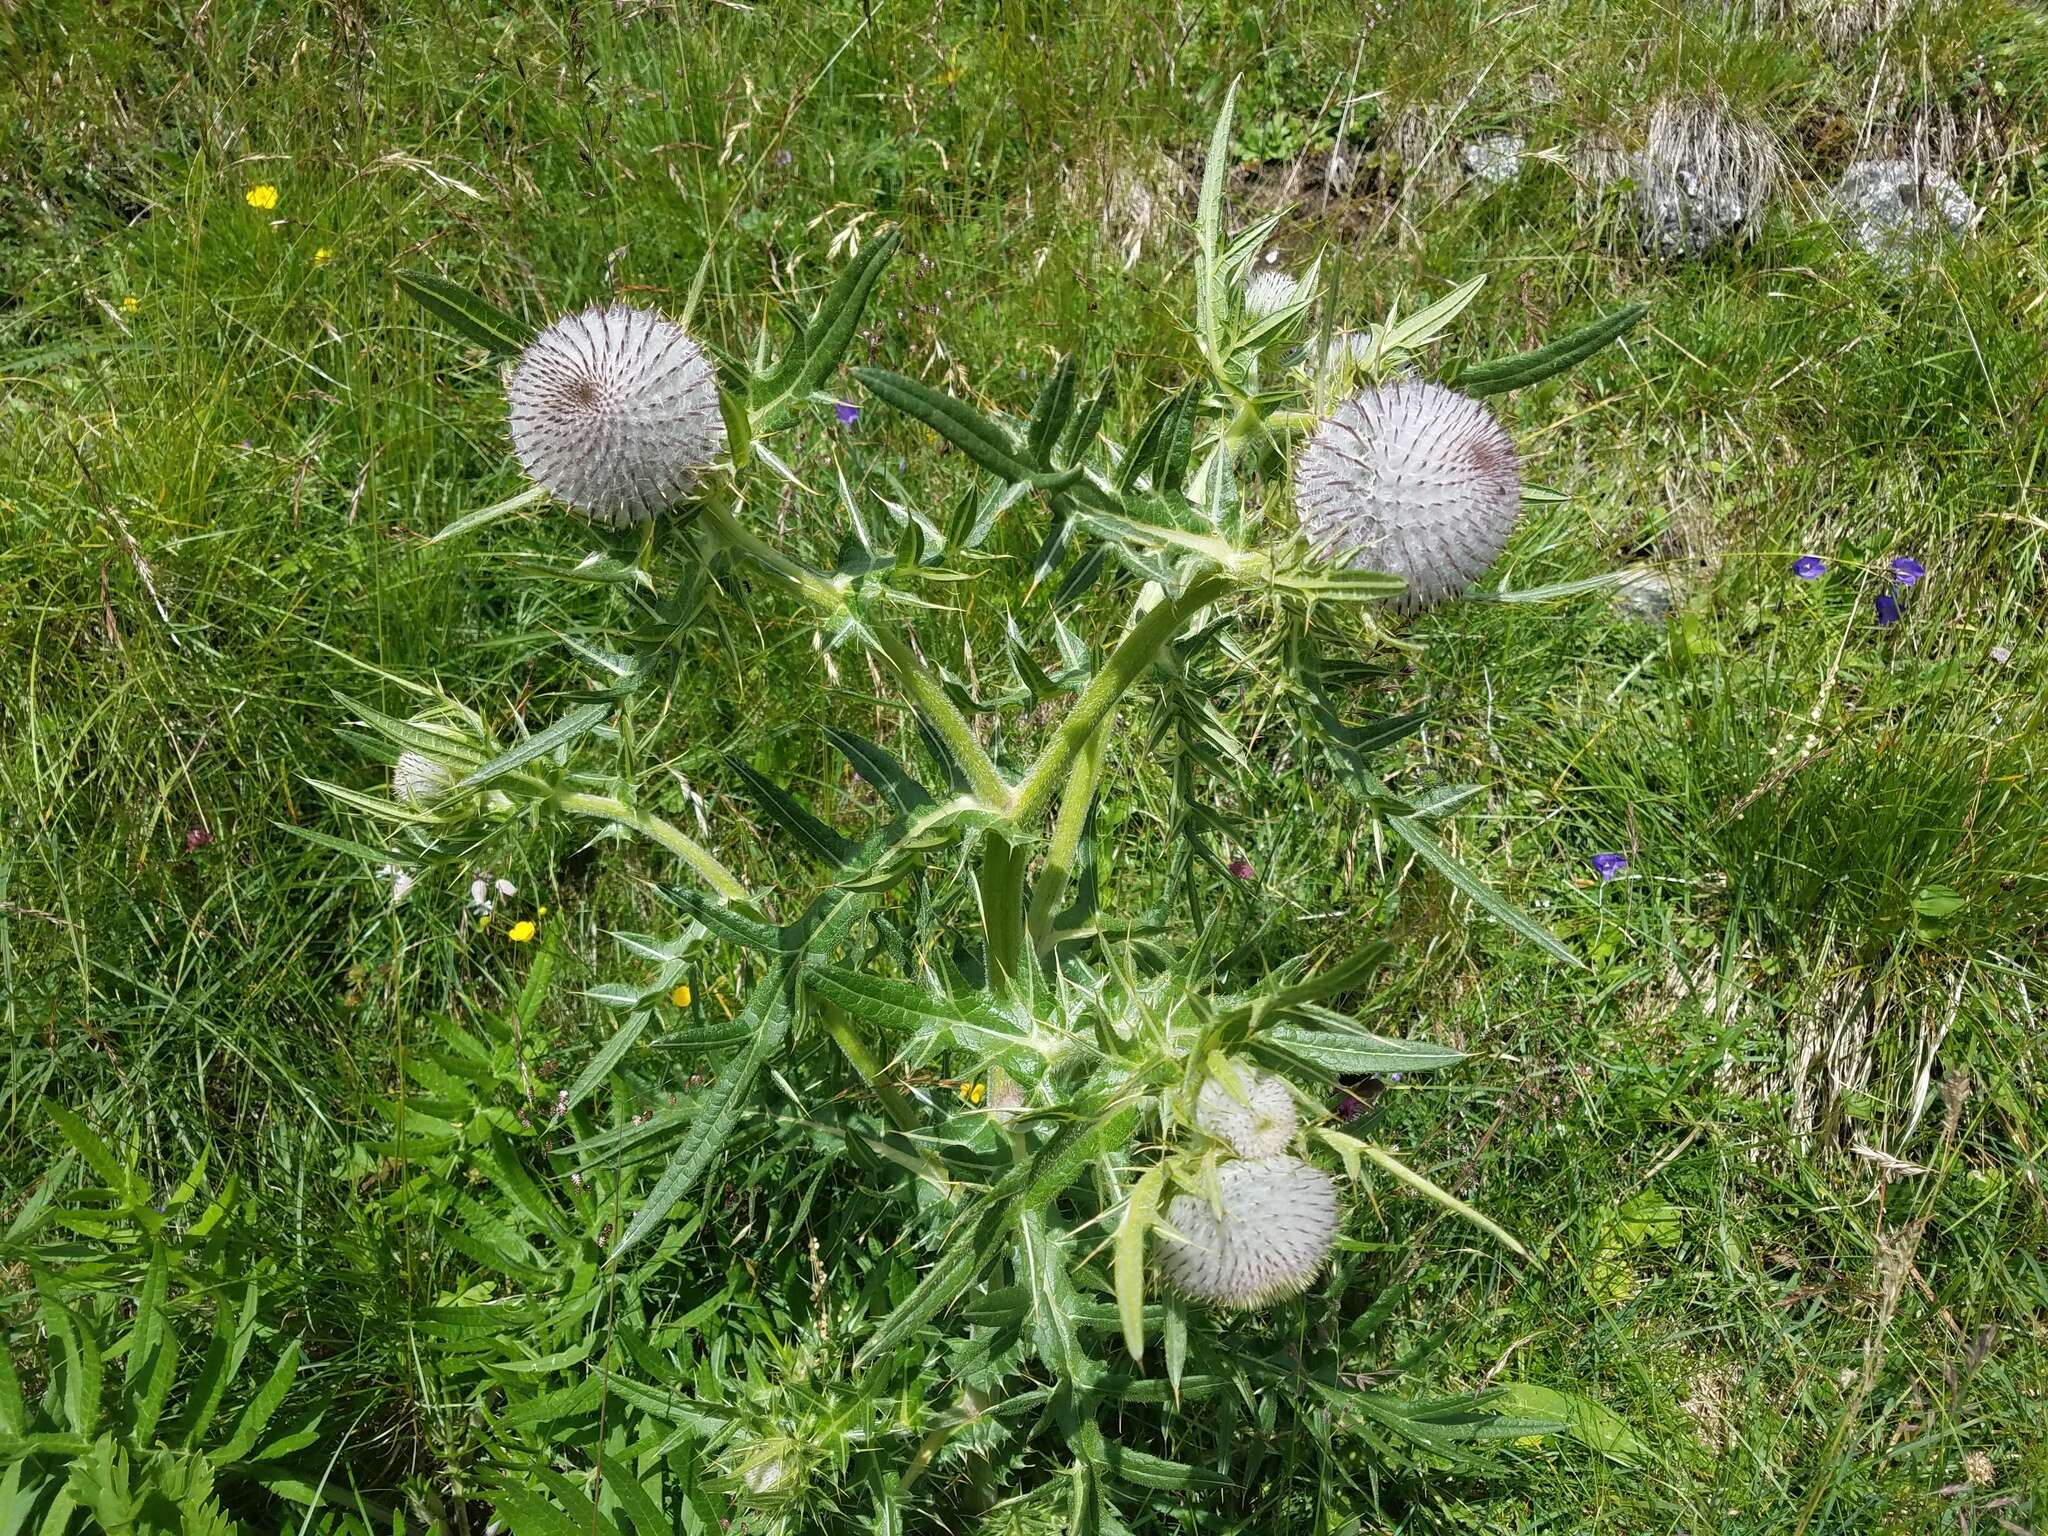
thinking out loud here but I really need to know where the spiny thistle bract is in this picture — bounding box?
[1195,1067,1297,1157]
[1159,1156,1341,1308]
[1295,380,1521,611]
[1242,267,1305,320]
[390,749,450,805]
[507,303,725,526]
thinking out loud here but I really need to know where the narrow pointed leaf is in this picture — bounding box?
[723,755,860,867]
[448,702,609,794]
[1459,302,1647,397]
[395,271,535,356]
[1196,78,1239,370]
[824,727,936,815]
[1026,354,1079,467]
[609,964,791,1263]
[1385,814,1578,967]
[853,367,1033,483]
[208,1342,301,1464]
[1115,1165,1165,1361]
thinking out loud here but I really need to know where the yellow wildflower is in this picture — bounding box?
[671,984,693,1008]
[245,184,279,211]
[959,1081,986,1106]
[121,296,139,314]
[506,920,537,943]
[313,246,333,264]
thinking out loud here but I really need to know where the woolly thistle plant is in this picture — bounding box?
[344,84,1641,1528]
[1194,1065,1297,1157]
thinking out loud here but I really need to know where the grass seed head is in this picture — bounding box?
[1160,1156,1340,1308]
[1195,1066,1297,1157]
[1295,380,1521,611]
[508,303,725,526]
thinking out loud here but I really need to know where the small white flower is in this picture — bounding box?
[1195,1066,1297,1157]
[376,864,416,904]
[1160,1156,1341,1309]
[1295,380,1521,612]
[470,877,490,908]
[494,877,517,898]
[508,303,726,526]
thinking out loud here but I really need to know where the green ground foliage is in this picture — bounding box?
[4,1,2046,1532]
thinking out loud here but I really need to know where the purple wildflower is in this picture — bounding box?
[1792,555,1826,580]
[1875,592,1900,627]
[1590,852,1628,882]
[185,825,213,852]
[1889,556,1924,587]
[1227,857,1256,881]
[774,148,793,168]
[834,400,860,426]
[1333,1088,1369,1122]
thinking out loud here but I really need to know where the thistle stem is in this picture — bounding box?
[869,628,1012,812]
[820,1002,919,1134]
[701,498,1010,813]
[1025,724,1104,958]
[698,497,843,612]
[554,791,750,904]
[1009,571,1233,827]
[975,832,1028,999]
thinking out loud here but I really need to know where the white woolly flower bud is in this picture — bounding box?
[391,750,450,805]
[508,304,725,527]
[1195,1067,1296,1157]
[1294,380,1520,612]
[1242,268,1304,320]
[1160,1156,1340,1309]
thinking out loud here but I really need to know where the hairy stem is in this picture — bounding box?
[1025,724,1104,957]
[869,627,1011,811]
[1009,570,1232,826]
[554,791,750,903]
[699,496,843,612]
[820,1002,919,1134]
[976,832,1028,999]
[703,497,1010,812]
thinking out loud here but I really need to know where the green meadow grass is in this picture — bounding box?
[3,0,2045,1530]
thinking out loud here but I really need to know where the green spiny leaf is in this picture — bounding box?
[395,270,535,357]
[1459,302,1647,397]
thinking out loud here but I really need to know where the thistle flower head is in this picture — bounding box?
[1242,268,1305,320]
[1159,1156,1340,1309]
[508,304,725,527]
[390,750,450,805]
[1195,1066,1297,1157]
[1295,380,1521,611]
